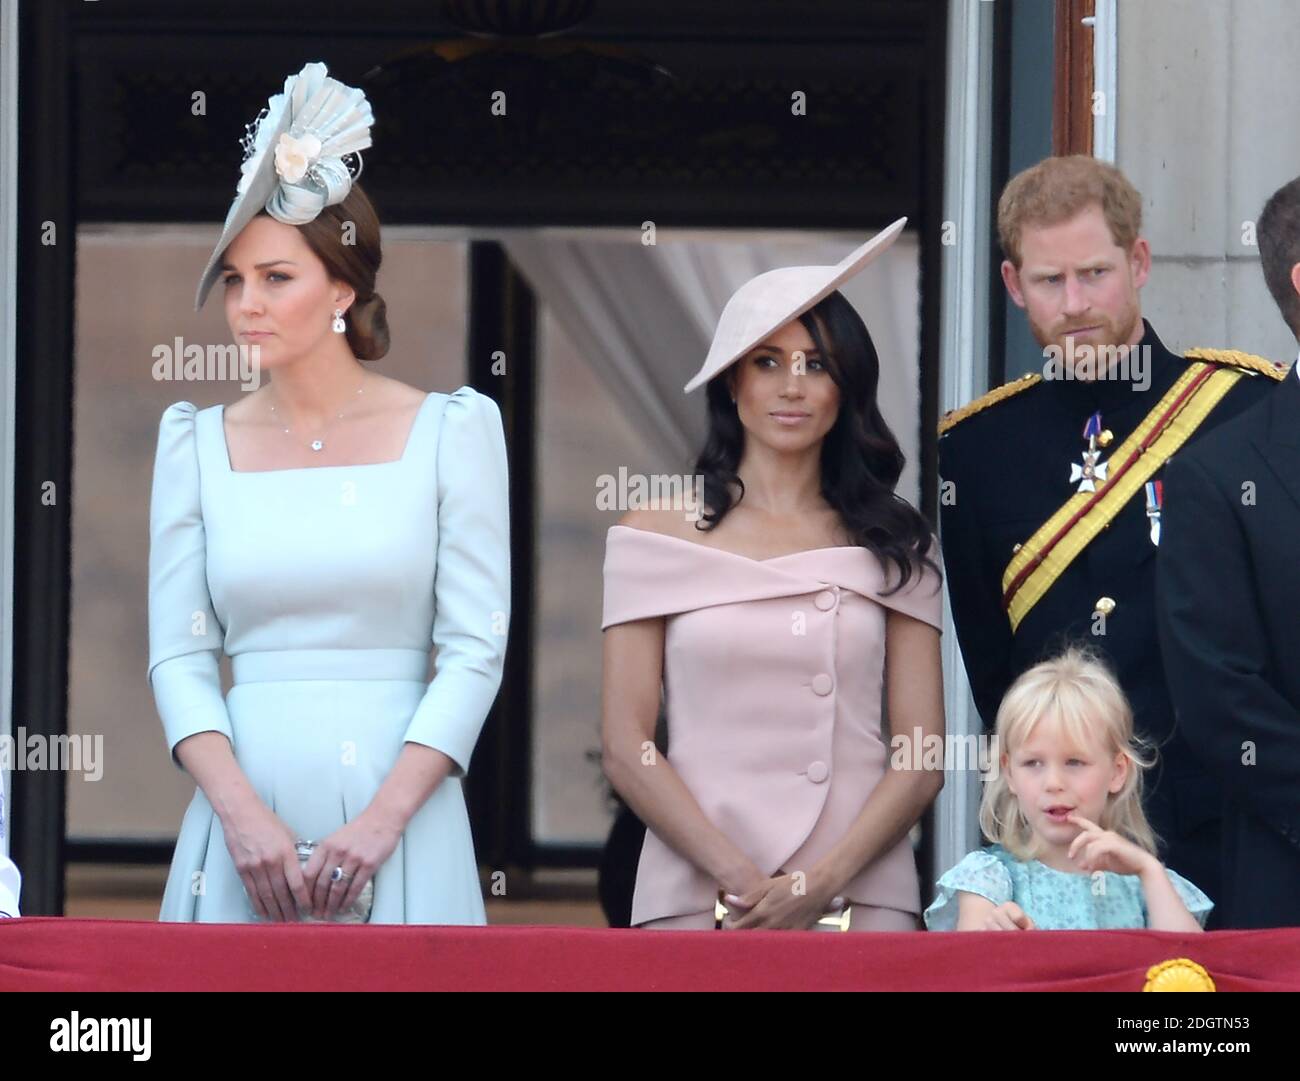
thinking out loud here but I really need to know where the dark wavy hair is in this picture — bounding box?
[693,290,939,593]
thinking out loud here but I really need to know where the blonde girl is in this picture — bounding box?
[924,648,1211,931]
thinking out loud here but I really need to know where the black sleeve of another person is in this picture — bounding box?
[1156,451,1300,843]
[938,434,1015,730]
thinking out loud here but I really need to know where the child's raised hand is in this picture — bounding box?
[1066,813,1157,876]
[985,901,1036,931]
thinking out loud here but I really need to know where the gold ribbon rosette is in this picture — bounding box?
[1143,958,1216,992]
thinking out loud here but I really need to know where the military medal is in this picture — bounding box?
[1069,411,1109,493]
[1145,479,1163,545]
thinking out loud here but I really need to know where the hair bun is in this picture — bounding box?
[347,291,389,361]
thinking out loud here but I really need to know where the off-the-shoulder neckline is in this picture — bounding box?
[217,391,437,475]
[608,523,867,564]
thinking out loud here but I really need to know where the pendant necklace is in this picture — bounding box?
[269,376,367,452]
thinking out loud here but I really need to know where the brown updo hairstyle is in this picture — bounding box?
[289,182,390,361]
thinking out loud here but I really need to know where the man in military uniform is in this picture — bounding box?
[938,156,1285,927]
[1157,175,1300,928]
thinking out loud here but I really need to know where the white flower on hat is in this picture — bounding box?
[197,62,374,311]
[274,131,322,184]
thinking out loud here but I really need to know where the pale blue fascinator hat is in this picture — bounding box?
[194,61,375,310]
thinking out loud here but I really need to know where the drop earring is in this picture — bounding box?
[332,308,346,334]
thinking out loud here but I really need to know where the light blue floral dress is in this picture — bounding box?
[923,844,1213,930]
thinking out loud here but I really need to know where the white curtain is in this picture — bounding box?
[500,229,922,503]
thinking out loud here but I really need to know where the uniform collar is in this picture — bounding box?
[1043,318,1179,413]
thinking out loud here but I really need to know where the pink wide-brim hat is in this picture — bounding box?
[683,216,907,393]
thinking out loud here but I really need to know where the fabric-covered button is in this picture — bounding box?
[815,590,836,611]
[811,673,833,696]
[806,760,829,784]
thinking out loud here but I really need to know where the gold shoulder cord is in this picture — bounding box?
[937,373,1041,436]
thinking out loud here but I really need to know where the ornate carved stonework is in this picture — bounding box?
[73,2,937,227]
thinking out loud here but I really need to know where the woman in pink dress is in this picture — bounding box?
[601,222,946,931]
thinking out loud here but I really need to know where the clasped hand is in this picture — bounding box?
[224,802,403,921]
[721,870,840,930]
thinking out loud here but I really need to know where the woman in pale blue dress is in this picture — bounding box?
[147,63,510,924]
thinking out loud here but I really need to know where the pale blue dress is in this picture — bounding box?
[146,386,510,924]
[923,844,1213,930]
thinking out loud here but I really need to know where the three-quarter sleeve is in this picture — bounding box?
[402,387,511,776]
[147,401,233,769]
[0,776,20,917]
[0,860,20,917]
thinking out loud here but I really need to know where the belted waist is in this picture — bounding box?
[231,648,430,684]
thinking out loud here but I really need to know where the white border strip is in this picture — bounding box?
[1091,0,1118,162]
[934,0,995,882]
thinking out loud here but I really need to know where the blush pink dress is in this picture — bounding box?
[601,525,944,931]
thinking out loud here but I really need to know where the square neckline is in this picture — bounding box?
[218,391,435,475]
